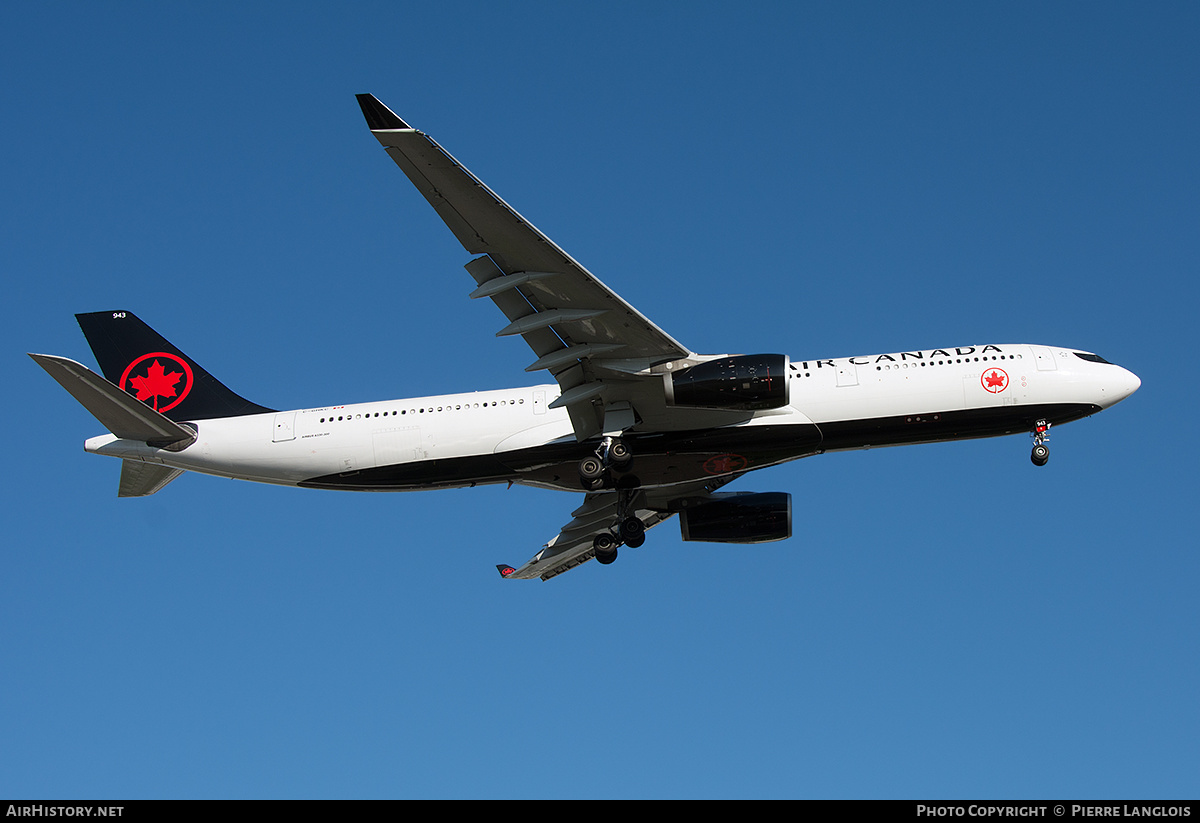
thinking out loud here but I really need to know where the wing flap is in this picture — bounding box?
[462,255,565,363]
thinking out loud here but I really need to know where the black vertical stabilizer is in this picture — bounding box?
[75,311,274,421]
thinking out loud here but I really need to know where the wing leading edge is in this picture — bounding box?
[356,94,694,441]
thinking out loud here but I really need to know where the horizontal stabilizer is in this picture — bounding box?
[119,460,184,497]
[29,354,196,448]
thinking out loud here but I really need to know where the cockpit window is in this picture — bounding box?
[1073,352,1112,364]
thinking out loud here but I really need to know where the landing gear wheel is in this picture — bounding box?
[1029,419,1051,467]
[579,455,605,490]
[619,516,645,547]
[609,441,632,469]
[593,532,619,565]
[579,455,603,479]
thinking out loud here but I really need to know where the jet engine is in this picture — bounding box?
[664,354,789,411]
[678,492,792,544]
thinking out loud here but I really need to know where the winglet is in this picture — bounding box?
[355,94,411,131]
[496,564,517,579]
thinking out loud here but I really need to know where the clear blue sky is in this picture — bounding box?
[3,2,1197,799]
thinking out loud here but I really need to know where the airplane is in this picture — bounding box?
[29,93,1142,581]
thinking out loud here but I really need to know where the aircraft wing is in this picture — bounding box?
[498,476,739,581]
[357,94,694,440]
[498,491,675,581]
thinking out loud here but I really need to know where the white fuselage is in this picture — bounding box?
[83,343,1141,492]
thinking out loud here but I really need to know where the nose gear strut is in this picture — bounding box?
[1030,419,1050,466]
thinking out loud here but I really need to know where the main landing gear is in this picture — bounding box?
[593,532,619,564]
[592,516,646,564]
[591,488,646,566]
[578,435,632,490]
[1030,419,1050,467]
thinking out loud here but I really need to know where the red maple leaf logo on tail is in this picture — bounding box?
[128,359,184,410]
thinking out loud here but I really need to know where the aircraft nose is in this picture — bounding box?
[1121,367,1141,398]
[1105,366,1141,407]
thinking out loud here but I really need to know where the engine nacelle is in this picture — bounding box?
[664,354,789,411]
[678,492,792,544]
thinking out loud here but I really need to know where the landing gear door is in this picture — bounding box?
[1031,346,1057,371]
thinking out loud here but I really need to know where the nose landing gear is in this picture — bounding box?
[1030,420,1050,466]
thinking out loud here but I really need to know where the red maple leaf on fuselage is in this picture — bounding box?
[985,371,1006,388]
[128,359,183,410]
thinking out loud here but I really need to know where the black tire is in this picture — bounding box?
[578,455,604,480]
[1031,444,1049,466]
[619,516,645,544]
[609,441,632,468]
[594,533,618,564]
